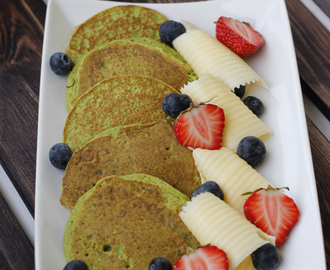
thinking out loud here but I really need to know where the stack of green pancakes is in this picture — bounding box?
[61,5,200,269]
[66,37,197,112]
[64,174,200,269]
[65,5,197,112]
[63,75,179,152]
[61,122,201,211]
[66,5,168,66]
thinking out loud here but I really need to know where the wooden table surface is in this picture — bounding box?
[1,0,329,269]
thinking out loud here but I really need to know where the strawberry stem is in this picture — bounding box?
[192,96,218,107]
[241,185,290,196]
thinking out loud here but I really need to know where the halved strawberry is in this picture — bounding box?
[173,245,228,270]
[215,16,264,57]
[244,186,299,246]
[173,103,225,150]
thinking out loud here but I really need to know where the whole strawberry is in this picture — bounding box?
[173,245,228,270]
[244,186,299,246]
[215,16,264,57]
[173,102,225,150]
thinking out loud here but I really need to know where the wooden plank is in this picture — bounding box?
[307,116,330,269]
[313,0,330,18]
[0,0,46,216]
[0,0,329,269]
[285,0,330,120]
[0,192,34,269]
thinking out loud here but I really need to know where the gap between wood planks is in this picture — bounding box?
[0,165,35,246]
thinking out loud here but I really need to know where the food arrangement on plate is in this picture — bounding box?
[48,4,300,270]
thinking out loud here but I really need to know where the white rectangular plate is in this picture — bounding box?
[35,0,326,269]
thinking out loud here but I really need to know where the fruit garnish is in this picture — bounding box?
[251,243,280,270]
[162,93,192,118]
[63,260,88,270]
[237,136,266,167]
[173,245,229,270]
[244,186,299,246]
[174,102,225,150]
[49,52,73,75]
[243,96,264,116]
[192,181,224,201]
[149,257,172,270]
[233,85,245,99]
[215,16,264,57]
[49,143,73,169]
[159,20,186,46]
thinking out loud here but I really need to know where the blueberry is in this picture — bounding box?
[251,243,280,270]
[243,96,264,116]
[49,143,73,169]
[162,93,192,118]
[159,21,186,46]
[233,85,245,98]
[237,136,266,167]
[63,260,89,270]
[149,257,172,270]
[192,181,224,200]
[49,52,73,75]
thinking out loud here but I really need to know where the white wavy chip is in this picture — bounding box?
[173,21,267,90]
[179,193,275,270]
[181,74,271,151]
[193,147,273,214]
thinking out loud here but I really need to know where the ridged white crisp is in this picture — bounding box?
[179,193,275,270]
[173,21,268,90]
[181,74,271,151]
[193,147,273,214]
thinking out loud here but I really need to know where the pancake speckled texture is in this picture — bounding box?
[65,38,197,111]
[62,76,178,152]
[60,122,201,210]
[63,174,200,270]
[65,5,168,112]
[66,5,167,66]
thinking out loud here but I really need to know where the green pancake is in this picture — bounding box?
[60,122,201,210]
[66,38,197,112]
[63,174,200,269]
[62,75,178,152]
[66,5,167,66]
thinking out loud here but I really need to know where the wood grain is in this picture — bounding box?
[0,0,330,269]
[0,0,46,216]
[0,192,34,269]
[307,116,330,269]
[313,0,330,18]
[285,0,330,120]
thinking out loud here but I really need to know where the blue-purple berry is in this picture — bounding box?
[243,96,264,116]
[49,143,73,169]
[237,136,266,167]
[63,260,89,270]
[149,257,172,270]
[233,85,245,98]
[49,52,73,75]
[193,181,224,200]
[162,93,192,118]
[251,243,280,270]
[159,21,186,46]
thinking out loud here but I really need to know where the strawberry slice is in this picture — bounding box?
[244,186,299,246]
[173,245,228,270]
[216,16,264,57]
[173,103,225,150]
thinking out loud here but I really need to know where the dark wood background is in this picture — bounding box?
[0,0,329,269]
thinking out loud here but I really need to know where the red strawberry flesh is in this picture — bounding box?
[173,245,228,270]
[244,186,299,246]
[216,16,264,57]
[174,103,225,150]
